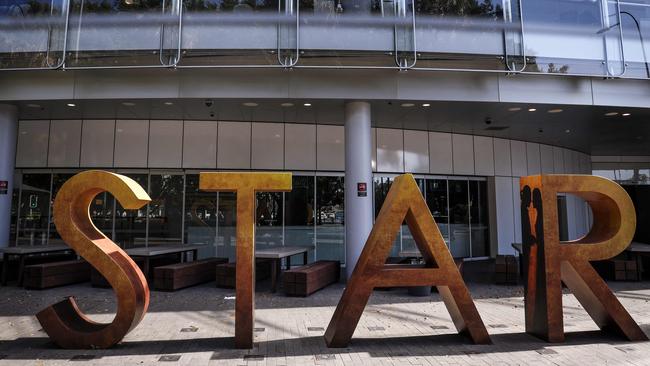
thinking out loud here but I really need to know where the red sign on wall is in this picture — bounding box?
[0,180,7,195]
[357,182,367,197]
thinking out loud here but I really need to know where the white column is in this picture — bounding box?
[0,104,17,249]
[344,101,373,280]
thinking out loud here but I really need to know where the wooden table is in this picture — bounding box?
[126,244,203,280]
[1,244,75,286]
[255,246,313,293]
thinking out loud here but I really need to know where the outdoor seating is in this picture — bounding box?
[215,259,272,289]
[495,255,518,285]
[284,260,340,297]
[593,258,640,281]
[154,257,229,291]
[23,260,90,289]
[2,252,77,283]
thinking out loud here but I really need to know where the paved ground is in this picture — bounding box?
[2,280,650,365]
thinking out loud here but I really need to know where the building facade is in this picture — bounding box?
[1,0,650,275]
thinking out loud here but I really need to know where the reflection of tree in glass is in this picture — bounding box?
[415,0,502,19]
[183,0,277,11]
[317,177,344,226]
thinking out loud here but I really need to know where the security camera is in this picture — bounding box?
[205,99,214,108]
[484,117,493,125]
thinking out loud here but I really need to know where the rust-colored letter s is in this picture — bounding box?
[36,171,151,349]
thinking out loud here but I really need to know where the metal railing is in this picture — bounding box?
[0,0,643,80]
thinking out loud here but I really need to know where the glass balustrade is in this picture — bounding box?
[0,0,649,78]
[0,0,67,68]
[178,0,298,66]
[64,0,181,67]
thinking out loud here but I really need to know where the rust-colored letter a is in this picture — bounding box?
[325,174,490,347]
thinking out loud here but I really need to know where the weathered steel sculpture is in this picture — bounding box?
[37,171,151,348]
[325,174,490,347]
[200,172,292,349]
[520,174,647,342]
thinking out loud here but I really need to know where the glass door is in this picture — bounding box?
[148,173,185,247]
[469,179,489,257]
[17,173,51,246]
[425,178,449,246]
[184,173,217,259]
[114,173,149,248]
[448,179,470,258]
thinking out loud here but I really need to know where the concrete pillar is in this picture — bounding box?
[0,104,17,249]
[344,101,373,280]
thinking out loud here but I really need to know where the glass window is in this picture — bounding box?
[400,178,425,253]
[114,174,148,248]
[255,192,284,250]
[184,174,217,259]
[89,191,115,239]
[448,179,470,258]
[425,178,449,243]
[217,192,237,261]
[148,174,184,246]
[373,176,400,257]
[17,173,51,246]
[316,176,344,263]
[49,173,75,245]
[284,175,315,263]
[593,169,617,180]
[469,180,489,257]
[9,173,19,246]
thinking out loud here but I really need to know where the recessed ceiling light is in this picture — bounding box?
[401,103,415,107]
[605,112,618,116]
[528,108,537,112]
[622,113,631,117]
[281,102,294,107]
[26,103,41,108]
[507,107,522,112]
[303,103,312,107]
[164,102,174,106]
[66,103,76,107]
[422,103,431,107]
[243,102,258,107]
[548,109,563,113]
[565,129,571,133]
[122,102,136,106]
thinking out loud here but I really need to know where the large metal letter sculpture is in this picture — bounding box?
[520,175,647,342]
[325,174,490,347]
[200,172,292,349]
[37,171,151,348]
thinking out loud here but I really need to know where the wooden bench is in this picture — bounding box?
[284,260,340,297]
[91,257,147,288]
[215,259,272,289]
[154,257,229,291]
[23,260,90,289]
[2,252,78,283]
[495,255,518,285]
[594,258,640,281]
